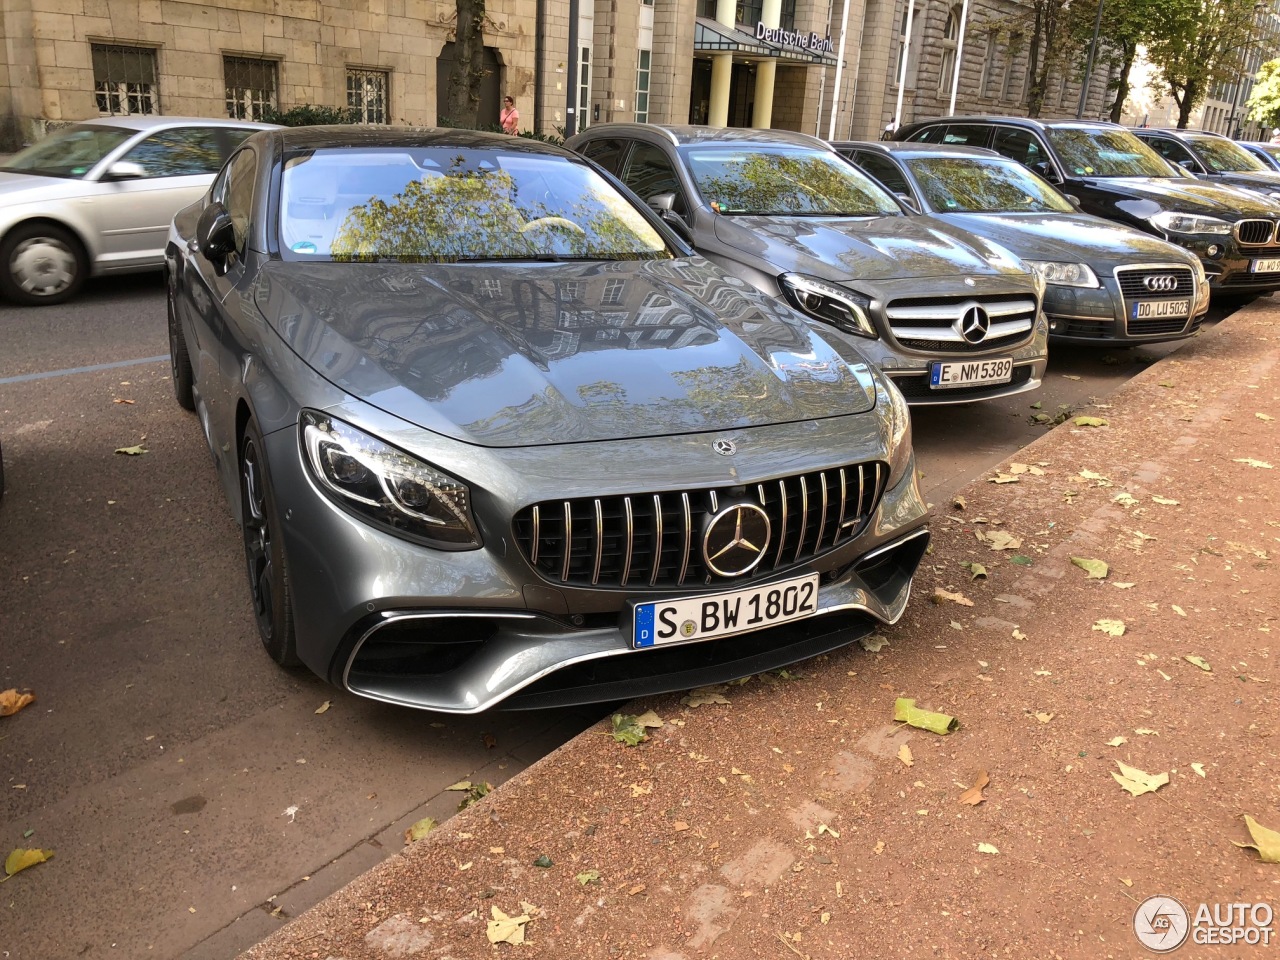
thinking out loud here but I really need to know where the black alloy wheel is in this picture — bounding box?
[239,420,299,666]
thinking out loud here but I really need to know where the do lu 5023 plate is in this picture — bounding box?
[631,573,820,649]
[1131,298,1190,319]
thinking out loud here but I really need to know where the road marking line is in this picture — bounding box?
[0,355,168,385]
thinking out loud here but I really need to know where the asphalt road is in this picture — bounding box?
[0,274,1239,959]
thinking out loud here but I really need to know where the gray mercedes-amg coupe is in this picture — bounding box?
[165,127,928,713]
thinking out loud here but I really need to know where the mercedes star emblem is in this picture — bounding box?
[702,504,772,577]
[713,438,737,456]
[1143,275,1179,293]
[958,305,991,344]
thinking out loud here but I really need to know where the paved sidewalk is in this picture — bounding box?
[242,302,1279,960]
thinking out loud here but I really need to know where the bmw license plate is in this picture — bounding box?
[929,357,1013,389]
[1251,258,1280,273]
[631,573,820,649]
[1131,299,1190,319]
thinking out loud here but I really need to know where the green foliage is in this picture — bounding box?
[1246,59,1280,130]
[259,104,362,126]
[610,713,649,746]
[1144,0,1261,127]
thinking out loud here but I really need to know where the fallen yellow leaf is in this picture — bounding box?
[1233,815,1280,863]
[1092,618,1126,637]
[2,848,53,881]
[933,587,974,607]
[1035,712,1054,724]
[977,843,999,855]
[314,700,331,715]
[486,905,531,945]
[897,743,914,767]
[0,689,35,717]
[958,770,989,806]
[1112,761,1168,797]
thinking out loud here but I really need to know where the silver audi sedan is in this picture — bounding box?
[166,127,930,712]
[0,115,273,304]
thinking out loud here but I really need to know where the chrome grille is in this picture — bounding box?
[1236,219,1276,245]
[514,462,887,589]
[885,295,1038,352]
[1115,266,1196,299]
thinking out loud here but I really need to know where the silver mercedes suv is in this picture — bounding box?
[566,125,1048,404]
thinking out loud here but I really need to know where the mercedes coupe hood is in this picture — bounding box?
[710,213,1026,282]
[256,258,880,447]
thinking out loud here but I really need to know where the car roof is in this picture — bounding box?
[832,139,1001,160]
[72,115,278,132]
[273,125,574,157]
[570,122,832,150]
[1134,127,1227,138]
[900,115,1125,133]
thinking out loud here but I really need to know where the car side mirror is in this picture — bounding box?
[895,193,921,214]
[103,160,147,182]
[647,192,692,242]
[1178,158,1200,173]
[1029,161,1062,184]
[196,202,237,263]
[1063,193,1083,210]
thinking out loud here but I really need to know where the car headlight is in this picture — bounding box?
[779,273,878,339]
[301,411,480,548]
[1023,260,1100,288]
[1149,211,1232,235]
[883,375,913,490]
[1192,258,1211,310]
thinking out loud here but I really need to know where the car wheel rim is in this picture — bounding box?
[241,438,275,638]
[10,237,77,297]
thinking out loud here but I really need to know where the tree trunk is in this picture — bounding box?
[1109,44,1136,123]
[1026,6,1045,117]
[445,0,487,127]
[1176,78,1197,128]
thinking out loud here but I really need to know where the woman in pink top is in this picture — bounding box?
[501,97,519,135]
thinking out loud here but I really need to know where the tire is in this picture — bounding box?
[0,222,87,306]
[167,282,196,411]
[239,419,300,667]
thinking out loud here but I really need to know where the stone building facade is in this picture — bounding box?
[0,0,1116,151]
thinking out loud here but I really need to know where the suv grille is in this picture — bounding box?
[885,295,1038,352]
[1236,219,1276,245]
[514,462,887,590]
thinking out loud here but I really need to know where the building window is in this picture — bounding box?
[780,0,797,30]
[635,49,652,123]
[892,5,914,85]
[347,68,389,123]
[92,44,158,116]
[938,5,961,97]
[224,55,278,121]
[978,29,998,98]
[737,0,763,27]
[1001,33,1022,101]
[696,0,716,16]
[579,46,591,130]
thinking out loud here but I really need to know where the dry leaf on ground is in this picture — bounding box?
[2,848,53,881]
[1234,458,1273,469]
[980,529,1022,551]
[1233,815,1280,863]
[933,587,974,607]
[988,473,1020,484]
[314,700,331,715]
[893,697,958,734]
[404,817,437,844]
[1151,495,1180,505]
[1074,416,1109,427]
[0,689,35,717]
[114,444,148,455]
[1191,763,1206,778]
[958,770,989,805]
[1071,557,1109,579]
[1106,736,1128,747]
[681,686,730,708]
[1258,412,1275,421]
[977,843,1000,855]
[859,634,889,652]
[1093,618,1126,637]
[897,743,914,766]
[1035,712,1054,723]
[1112,761,1169,797]
[1184,655,1211,671]
[486,905,532,944]
[964,561,988,580]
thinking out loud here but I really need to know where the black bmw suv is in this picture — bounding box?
[895,116,1280,296]
[1131,128,1280,202]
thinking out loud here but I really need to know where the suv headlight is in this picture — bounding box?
[1023,260,1099,288]
[883,375,913,490]
[1193,258,1211,310]
[780,273,878,339]
[1149,211,1232,235]
[301,411,480,548]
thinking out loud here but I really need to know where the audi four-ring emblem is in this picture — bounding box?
[1143,275,1179,293]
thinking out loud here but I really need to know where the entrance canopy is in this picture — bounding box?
[693,17,839,66]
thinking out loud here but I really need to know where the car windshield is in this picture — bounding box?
[906,157,1075,213]
[682,145,902,216]
[279,147,672,263]
[0,125,134,178]
[1188,135,1269,172]
[1046,128,1176,178]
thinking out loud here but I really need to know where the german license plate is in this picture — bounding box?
[1252,258,1280,272]
[1131,299,1190,319]
[631,573,820,649]
[929,357,1013,389]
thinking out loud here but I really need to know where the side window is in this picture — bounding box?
[854,153,911,195]
[1142,136,1197,170]
[222,149,257,256]
[581,137,628,175]
[221,128,257,158]
[906,124,948,144]
[938,124,991,147]
[992,129,1044,167]
[622,143,687,215]
[121,127,224,177]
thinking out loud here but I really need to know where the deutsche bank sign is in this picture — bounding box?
[755,22,835,53]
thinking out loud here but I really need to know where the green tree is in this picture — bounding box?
[1020,0,1074,117]
[1144,0,1261,128]
[1075,0,1159,122]
[1246,58,1280,130]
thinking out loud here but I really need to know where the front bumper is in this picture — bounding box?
[1043,275,1208,345]
[1162,233,1280,295]
[264,410,930,713]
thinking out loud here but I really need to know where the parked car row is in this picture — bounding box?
[9,114,1276,713]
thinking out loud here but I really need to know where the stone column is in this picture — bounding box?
[708,0,735,127]
[752,0,781,127]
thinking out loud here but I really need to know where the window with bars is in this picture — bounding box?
[224,56,278,121]
[347,68,389,123]
[92,44,159,116]
[635,49,652,123]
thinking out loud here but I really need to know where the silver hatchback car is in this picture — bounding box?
[566,125,1049,404]
[0,115,273,304]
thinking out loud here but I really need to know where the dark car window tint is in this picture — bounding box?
[854,153,911,195]
[906,125,949,144]
[1187,134,1267,172]
[684,144,901,217]
[223,149,257,255]
[1140,136,1197,170]
[122,127,224,177]
[1046,127,1174,178]
[907,157,1074,213]
[991,128,1045,167]
[581,137,628,175]
[278,147,671,263]
[938,124,990,147]
[622,143,687,214]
